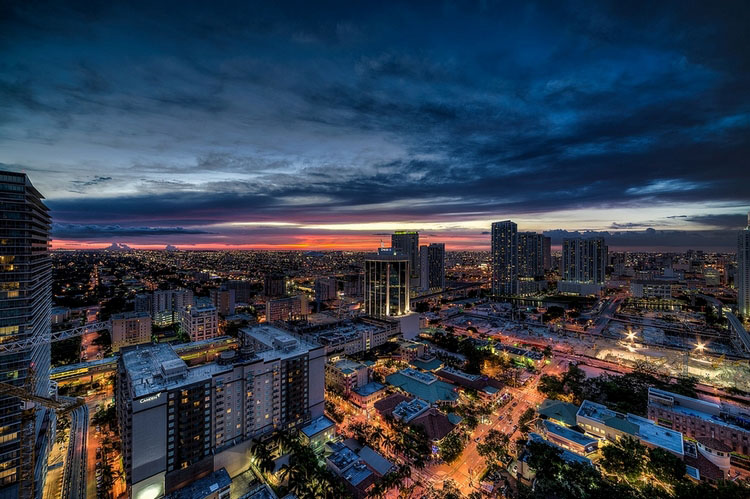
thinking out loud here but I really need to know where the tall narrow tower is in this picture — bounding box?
[738,212,750,319]
[491,221,518,296]
[0,171,52,497]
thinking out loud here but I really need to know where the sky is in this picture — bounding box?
[2,1,749,251]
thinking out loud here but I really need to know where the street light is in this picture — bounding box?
[695,342,705,353]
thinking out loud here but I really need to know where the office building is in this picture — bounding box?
[364,251,410,318]
[559,237,607,295]
[391,231,419,285]
[647,387,750,455]
[739,213,750,318]
[630,280,676,300]
[491,220,518,296]
[111,312,152,352]
[116,325,325,497]
[134,293,152,314]
[209,287,235,316]
[265,295,308,322]
[419,243,445,292]
[313,321,391,356]
[339,273,364,299]
[263,273,286,298]
[152,289,194,327]
[0,171,52,497]
[180,302,219,342]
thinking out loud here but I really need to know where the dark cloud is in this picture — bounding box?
[52,223,213,239]
[1,1,749,249]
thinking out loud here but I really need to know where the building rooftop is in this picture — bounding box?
[330,358,367,375]
[111,311,150,320]
[411,408,456,442]
[538,399,580,427]
[121,343,227,398]
[165,468,231,499]
[526,433,592,466]
[648,386,750,434]
[386,369,459,405]
[358,446,394,476]
[392,398,430,422]
[354,382,385,397]
[411,356,443,371]
[628,414,684,456]
[241,324,321,361]
[542,420,597,448]
[300,415,336,438]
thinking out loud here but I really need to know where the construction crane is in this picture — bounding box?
[0,321,108,498]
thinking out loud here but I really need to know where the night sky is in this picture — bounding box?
[2,1,749,251]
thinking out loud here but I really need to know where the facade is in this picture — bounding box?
[324,358,369,394]
[518,232,544,279]
[419,243,445,292]
[111,312,152,352]
[263,273,286,298]
[180,302,219,342]
[630,280,675,299]
[299,416,337,456]
[314,276,338,302]
[350,382,387,411]
[397,340,427,362]
[391,231,420,285]
[134,293,152,314]
[739,213,750,318]
[491,220,518,296]
[647,387,750,455]
[117,325,325,497]
[224,280,254,304]
[561,237,607,285]
[0,171,52,498]
[265,295,308,322]
[542,236,552,271]
[209,287,235,316]
[363,251,410,318]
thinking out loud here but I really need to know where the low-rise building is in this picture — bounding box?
[630,280,676,299]
[325,358,369,395]
[386,368,458,406]
[537,399,580,428]
[350,382,387,412]
[300,415,337,456]
[578,399,684,457]
[396,340,427,362]
[539,420,598,456]
[111,311,152,352]
[647,386,750,455]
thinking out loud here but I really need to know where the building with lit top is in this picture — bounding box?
[363,250,410,318]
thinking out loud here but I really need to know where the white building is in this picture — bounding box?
[180,302,219,342]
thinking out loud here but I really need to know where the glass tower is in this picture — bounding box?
[0,171,52,497]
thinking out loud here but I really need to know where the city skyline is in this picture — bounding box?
[2,2,749,251]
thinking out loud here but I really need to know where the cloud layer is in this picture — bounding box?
[1,1,749,250]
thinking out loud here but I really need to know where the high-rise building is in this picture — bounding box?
[518,232,544,278]
[0,171,52,497]
[314,276,338,302]
[561,237,608,285]
[209,286,235,315]
[364,251,410,317]
[265,295,309,322]
[391,231,419,285]
[263,273,286,298]
[134,293,152,314]
[179,302,219,342]
[224,280,254,304]
[491,221,518,296]
[419,243,445,292]
[542,236,552,271]
[111,312,152,352]
[117,325,325,496]
[152,289,193,327]
[738,213,750,319]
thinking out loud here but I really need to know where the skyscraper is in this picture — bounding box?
[419,243,446,292]
[491,221,518,296]
[0,171,52,497]
[561,237,608,285]
[391,231,420,285]
[364,250,410,317]
[738,213,750,319]
[518,232,544,278]
[542,236,552,271]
